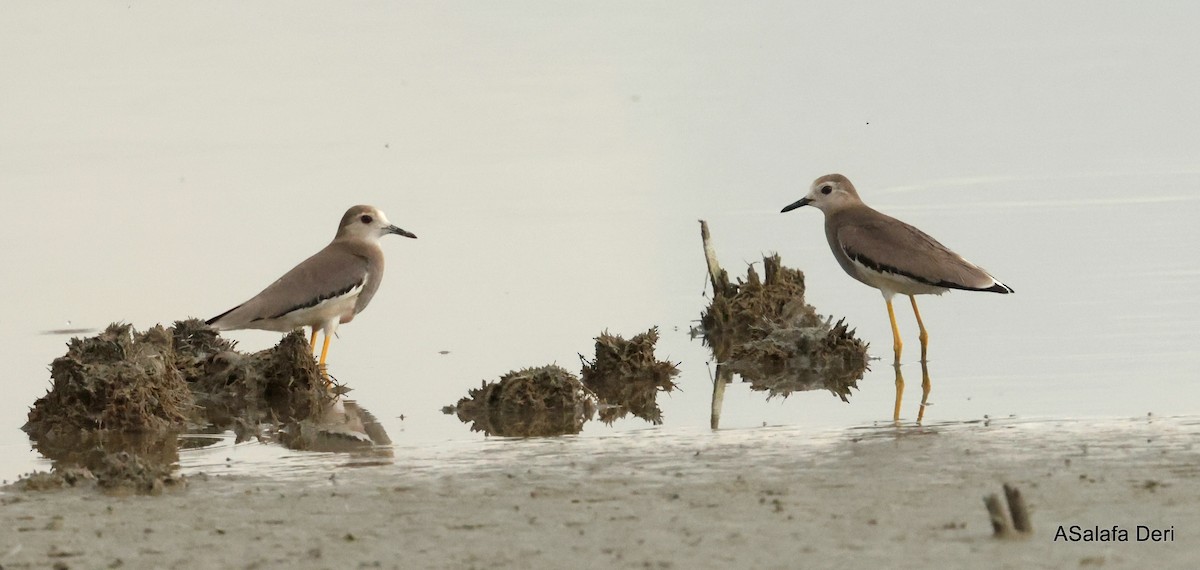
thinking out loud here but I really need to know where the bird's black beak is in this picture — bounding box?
[386,225,418,239]
[780,197,811,213]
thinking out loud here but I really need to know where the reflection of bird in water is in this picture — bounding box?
[205,205,416,381]
[781,174,1012,420]
[279,399,393,456]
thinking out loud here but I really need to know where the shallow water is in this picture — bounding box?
[172,414,1199,489]
[2,3,1199,482]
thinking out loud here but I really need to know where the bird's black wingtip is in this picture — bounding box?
[985,282,1014,294]
[205,304,240,326]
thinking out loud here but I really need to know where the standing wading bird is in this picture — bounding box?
[206,205,417,382]
[780,174,1012,418]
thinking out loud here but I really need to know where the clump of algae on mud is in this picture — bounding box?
[452,365,597,437]
[446,327,681,436]
[20,320,330,494]
[581,328,680,424]
[26,323,194,439]
[699,254,868,400]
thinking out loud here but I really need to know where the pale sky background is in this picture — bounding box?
[1,2,1198,478]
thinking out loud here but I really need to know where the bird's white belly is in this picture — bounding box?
[851,259,947,297]
[273,291,360,330]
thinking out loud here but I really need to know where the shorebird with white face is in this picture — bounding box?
[206,205,417,379]
[781,174,1012,417]
[782,174,1013,361]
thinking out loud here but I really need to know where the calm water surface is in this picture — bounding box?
[1,3,1198,482]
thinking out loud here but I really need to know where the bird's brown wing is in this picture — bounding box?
[206,243,369,330]
[836,214,1003,292]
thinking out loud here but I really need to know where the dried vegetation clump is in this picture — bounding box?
[20,319,333,494]
[25,323,194,442]
[451,365,597,437]
[700,254,869,399]
[189,328,329,438]
[446,327,682,436]
[580,328,679,424]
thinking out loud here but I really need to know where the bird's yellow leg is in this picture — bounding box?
[886,298,903,364]
[887,298,905,422]
[909,295,929,363]
[318,333,333,385]
[892,362,904,422]
[309,328,319,352]
[917,359,932,424]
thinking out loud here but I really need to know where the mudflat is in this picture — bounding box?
[2,417,1195,569]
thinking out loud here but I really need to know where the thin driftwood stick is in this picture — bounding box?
[710,365,732,429]
[1004,483,1032,533]
[983,493,1011,537]
[700,220,723,292]
[700,220,730,429]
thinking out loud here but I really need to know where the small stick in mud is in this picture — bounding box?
[699,220,733,429]
[983,493,1011,536]
[984,483,1032,537]
[1003,483,1032,533]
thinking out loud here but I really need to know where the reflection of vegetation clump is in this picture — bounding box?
[92,450,186,495]
[700,254,868,399]
[580,328,680,424]
[16,449,185,496]
[727,318,865,401]
[452,365,597,437]
[16,467,95,491]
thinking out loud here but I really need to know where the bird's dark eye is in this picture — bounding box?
[360,215,373,224]
[820,185,833,195]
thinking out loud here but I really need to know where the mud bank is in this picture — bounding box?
[2,417,1195,569]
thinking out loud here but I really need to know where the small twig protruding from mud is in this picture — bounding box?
[1004,483,1032,533]
[985,483,1032,538]
[983,493,1011,536]
[700,220,732,429]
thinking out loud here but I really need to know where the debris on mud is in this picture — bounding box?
[580,328,680,424]
[697,221,869,426]
[93,450,186,495]
[25,320,330,444]
[700,253,868,399]
[445,327,681,436]
[25,323,194,442]
[15,449,185,496]
[448,365,597,437]
[21,319,343,494]
[15,467,95,492]
[189,327,329,440]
